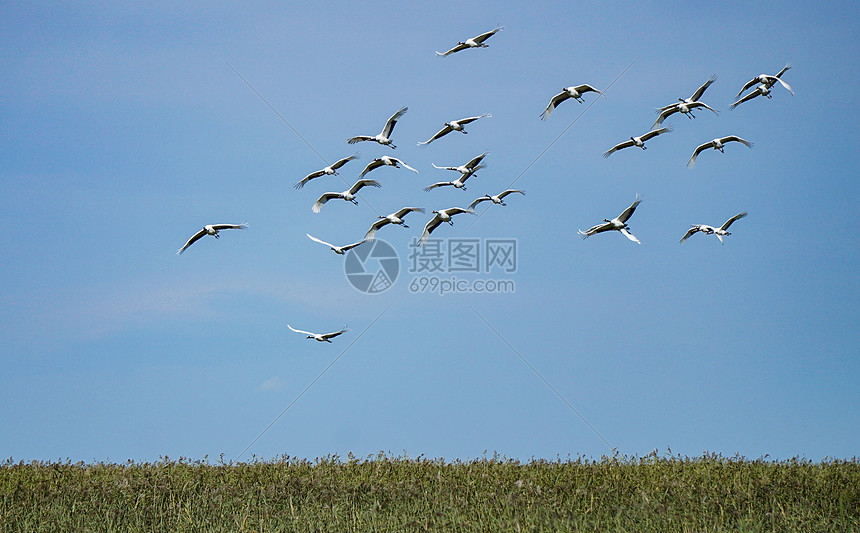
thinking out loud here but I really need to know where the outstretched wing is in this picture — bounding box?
[394,207,425,218]
[436,42,469,56]
[578,221,612,238]
[497,189,525,200]
[287,325,315,336]
[312,192,343,213]
[306,233,337,249]
[424,181,452,191]
[640,125,672,141]
[472,26,503,44]
[618,228,641,244]
[296,169,325,189]
[729,89,761,110]
[573,84,602,95]
[468,196,492,210]
[603,139,635,158]
[736,77,759,98]
[690,74,717,102]
[395,159,418,173]
[359,159,384,178]
[679,227,699,244]
[347,135,373,145]
[652,106,679,128]
[687,141,712,168]
[690,101,719,114]
[441,207,475,217]
[210,223,248,232]
[420,215,443,244]
[382,106,408,138]
[418,124,453,146]
[455,113,491,125]
[775,63,791,79]
[616,196,642,223]
[322,328,349,340]
[721,136,753,149]
[465,152,488,169]
[330,153,359,170]
[720,212,748,231]
[349,179,382,194]
[540,91,570,121]
[365,219,390,241]
[177,228,207,255]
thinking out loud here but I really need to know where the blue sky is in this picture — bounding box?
[1,1,857,463]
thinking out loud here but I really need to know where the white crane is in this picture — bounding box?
[603,125,673,158]
[306,233,367,255]
[287,324,349,343]
[424,172,477,191]
[177,223,248,255]
[295,153,359,190]
[420,207,475,245]
[312,179,381,213]
[680,212,748,244]
[540,84,603,120]
[468,189,524,210]
[359,156,419,178]
[653,101,718,128]
[687,136,753,168]
[736,64,793,98]
[436,27,503,56]
[657,74,717,112]
[578,195,643,244]
[432,152,488,176]
[418,114,491,146]
[347,106,407,149]
[365,207,426,240]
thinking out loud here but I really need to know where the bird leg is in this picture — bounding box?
[351,199,359,205]
[402,223,409,228]
[214,234,220,239]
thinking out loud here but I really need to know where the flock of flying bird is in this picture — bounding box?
[175,26,794,342]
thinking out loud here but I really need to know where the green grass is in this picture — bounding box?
[1,452,857,531]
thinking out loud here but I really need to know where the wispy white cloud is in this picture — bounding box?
[257,376,285,392]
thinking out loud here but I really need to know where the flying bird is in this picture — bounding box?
[359,156,419,178]
[295,153,359,190]
[288,325,349,343]
[680,212,748,244]
[603,125,673,158]
[578,195,643,244]
[468,189,525,210]
[177,223,248,255]
[657,74,718,112]
[736,64,793,98]
[424,172,478,191]
[306,233,367,255]
[653,101,718,128]
[420,207,475,245]
[436,27,503,57]
[540,84,603,120]
[687,136,753,168]
[312,179,381,213]
[432,152,488,176]
[347,106,407,149]
[365,207,426,240]
[418,114,491,146]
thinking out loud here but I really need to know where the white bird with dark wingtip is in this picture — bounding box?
[468,190,524,210]
[540,84,603,120]
[420,207,475,245]
[177,223,248,255]
[653,100,719,128]
[578,195,643,244]
[432,152,488,176]
[736,64,793,98]
[306,233,367,255]
[680,212,747,244]
[365,207,426,240]
[347,106,407,149]
[418,114,491,146]
[312,179,381,213]
[729,84,772,109]
[288,324,349,343]
[436,27,503,57]
[603,125,673,158]
[295,153,359,190]
[359,156,419,178]
[687,136,753,168]
[424,172,479,191]
[657,74,718,113]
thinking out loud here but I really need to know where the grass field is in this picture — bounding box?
[2,452,857,531]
